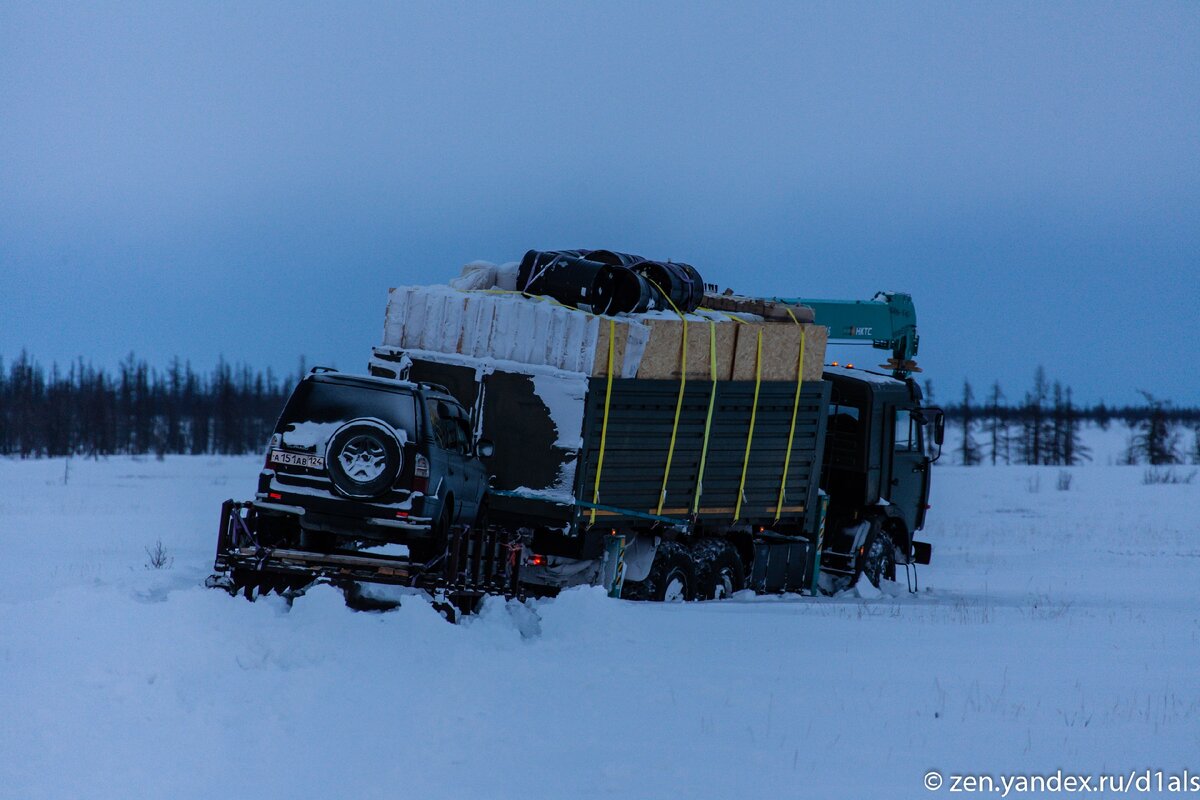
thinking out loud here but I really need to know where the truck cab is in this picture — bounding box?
[821,366,943,573]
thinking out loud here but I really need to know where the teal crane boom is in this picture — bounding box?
[772,291,920,379]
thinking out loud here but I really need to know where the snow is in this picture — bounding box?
[382,285,650,377]
[851,574,882,599]
[530,372,587,451]
[1,438,1198,798]
[507,485,577,506]
[824,364,905,385]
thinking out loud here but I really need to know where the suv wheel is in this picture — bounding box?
[326,419,403,499]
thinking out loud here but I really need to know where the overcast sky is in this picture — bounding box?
[2,2,1196,404]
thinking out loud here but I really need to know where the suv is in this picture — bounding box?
[255,369,492,557]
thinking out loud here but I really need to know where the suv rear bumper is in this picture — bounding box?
[254,491,435,541]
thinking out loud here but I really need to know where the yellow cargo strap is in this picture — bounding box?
[713,310,750,325]
[774,309,807,520]
[692,321,718,514]
[650,286,688,515]
[734,329,763,521]
[589,318,617,524]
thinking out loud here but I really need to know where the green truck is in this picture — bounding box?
[212,290,943,610]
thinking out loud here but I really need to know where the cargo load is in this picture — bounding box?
[372,258,830,556]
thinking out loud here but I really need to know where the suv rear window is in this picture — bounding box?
[276,380,418,452]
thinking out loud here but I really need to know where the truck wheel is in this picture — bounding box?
[626,542,696,602]
[860,524,896,588]
[692,539,745,600]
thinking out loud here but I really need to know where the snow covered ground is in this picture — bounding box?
[1,442,1198,798]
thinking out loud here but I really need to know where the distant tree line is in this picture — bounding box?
[932,367,1200,466]
[3,353,1198,466]
[0,352,305,458]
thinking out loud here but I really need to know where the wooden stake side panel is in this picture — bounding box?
[575,379,832,530]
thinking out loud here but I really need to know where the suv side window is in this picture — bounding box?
[429,399,470,454]
[428,401,450,450]
[453,418,473,454]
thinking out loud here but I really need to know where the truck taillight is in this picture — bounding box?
[264,434,281,468]
[412,454,430,494]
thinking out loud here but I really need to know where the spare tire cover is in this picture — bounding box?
[326,418,403,499]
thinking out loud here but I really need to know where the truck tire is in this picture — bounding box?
[859,523,896,588]
[623,542,696,602]
[692,539,745,600]
[326,419,403,499]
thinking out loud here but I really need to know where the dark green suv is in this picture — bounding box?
[256,369,492,556]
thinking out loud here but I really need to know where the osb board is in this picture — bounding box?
[591,319,637,378]
[731,322,826,382]
[801,323,827,379]
[635,319,736,380]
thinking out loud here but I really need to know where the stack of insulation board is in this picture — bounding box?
[381,285,827,381]
[635,315,826,381]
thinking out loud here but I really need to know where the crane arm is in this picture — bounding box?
[771,291,920,378]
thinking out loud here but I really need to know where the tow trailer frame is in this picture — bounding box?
[209,500,526,612]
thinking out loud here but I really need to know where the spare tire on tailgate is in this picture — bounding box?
[326,418,403,499]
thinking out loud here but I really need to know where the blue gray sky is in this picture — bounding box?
[2,2,1197,404]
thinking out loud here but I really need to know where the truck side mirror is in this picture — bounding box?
[934,411,945,446]
[476,439,495,458]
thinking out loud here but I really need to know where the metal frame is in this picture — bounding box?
[211,500,525,608]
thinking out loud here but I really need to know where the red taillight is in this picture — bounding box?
[529,554,546,567]
[395,511,409,518]
[268,492,282,500]
[412,453,431,494]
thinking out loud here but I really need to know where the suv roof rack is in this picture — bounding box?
[419,382,452,396]
[309,366,339,374]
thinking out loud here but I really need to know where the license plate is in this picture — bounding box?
[270,449,325,470]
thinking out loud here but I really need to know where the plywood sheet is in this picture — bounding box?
[731,321,826,382]
[636,318,738,380]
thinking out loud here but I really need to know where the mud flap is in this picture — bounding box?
[600,534,627,598]
[749,539,811,593]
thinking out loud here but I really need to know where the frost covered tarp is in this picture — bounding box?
[1,437,1198,798]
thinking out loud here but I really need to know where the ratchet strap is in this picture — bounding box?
[734,328,763,521]
[652,286,688,516]
[589,318,617,524]
[692,321,719,514]
[774,309,807,520]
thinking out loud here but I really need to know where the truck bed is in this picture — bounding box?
[574,378,830,532]
[370,348,830,539]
